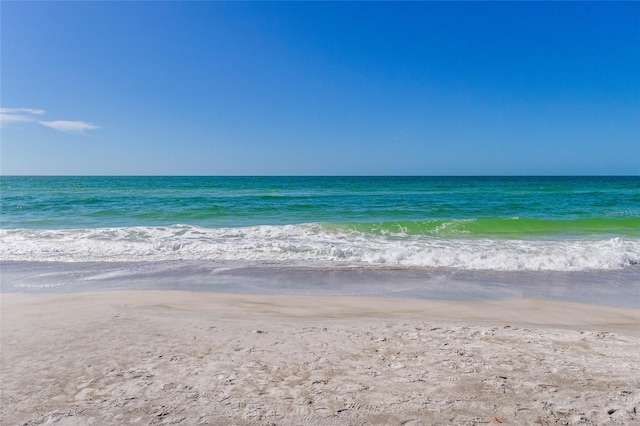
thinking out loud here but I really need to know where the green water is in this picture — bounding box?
[2,176,639,237]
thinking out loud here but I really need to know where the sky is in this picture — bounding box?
[1,1,639,176]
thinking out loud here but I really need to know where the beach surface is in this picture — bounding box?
[2,291,640,425]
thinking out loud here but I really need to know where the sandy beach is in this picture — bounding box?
[1,291,639,425]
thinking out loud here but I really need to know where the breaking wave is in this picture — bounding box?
[2,223,639,271]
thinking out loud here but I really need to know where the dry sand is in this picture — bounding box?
[2,291,639,425]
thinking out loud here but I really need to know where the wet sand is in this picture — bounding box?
[2,291,640,425]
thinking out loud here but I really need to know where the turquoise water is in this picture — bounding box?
[2,176,639,233]
[1,176,639,272]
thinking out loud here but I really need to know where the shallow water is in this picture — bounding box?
[2,176,638,303]
[3,261,638,308]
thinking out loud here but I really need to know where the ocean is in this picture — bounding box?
[1,176,639,306]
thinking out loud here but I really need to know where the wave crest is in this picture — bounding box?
[1,224,639,271]
[339,217,640,238]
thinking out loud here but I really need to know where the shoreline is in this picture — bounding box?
[4,290,639,333]
[3,260,640,309]
[2,290,640,425]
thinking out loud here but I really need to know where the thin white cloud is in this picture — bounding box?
[0,107,46,115]
[1,107,100,134]
[0,107,46,125]
[39,120,100,134]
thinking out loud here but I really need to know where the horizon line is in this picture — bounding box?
[1,174,639,178]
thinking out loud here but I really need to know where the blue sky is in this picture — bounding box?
[1,1,639,176]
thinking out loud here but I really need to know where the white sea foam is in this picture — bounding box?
[1,224,639,271]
